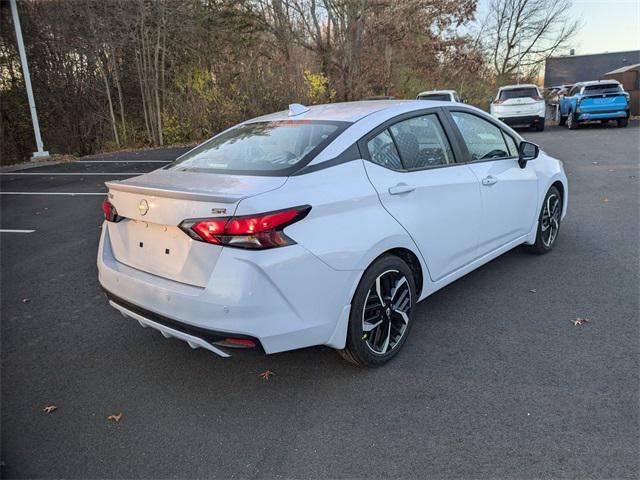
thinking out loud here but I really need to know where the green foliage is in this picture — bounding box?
[303,70,336,105]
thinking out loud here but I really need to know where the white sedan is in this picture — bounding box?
[98,100,568,367]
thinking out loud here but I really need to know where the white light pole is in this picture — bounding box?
[9,0,49,160]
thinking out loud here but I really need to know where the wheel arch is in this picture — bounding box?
[369,247,424,298]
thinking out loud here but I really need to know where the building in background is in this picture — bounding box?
[544,50,640,88]
[602,64,640,116]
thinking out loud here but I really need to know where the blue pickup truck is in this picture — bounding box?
[559,80,630,129]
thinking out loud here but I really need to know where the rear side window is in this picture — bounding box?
[367,130,403,170]
[451,112,510,161]
[170,120,348,174]
[499,87,539,100]
[389,115,455,169]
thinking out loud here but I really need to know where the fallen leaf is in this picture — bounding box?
[529,289,537,293]
[572,317,591,326]
[21,298,30,303]
[259,370,275,380]
[603,197,609,203]
[107,412,123,422]
[42,405,57,414]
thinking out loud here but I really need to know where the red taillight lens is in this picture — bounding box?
[531,95,543,101]
[493,99,504,105]
[180,206,311,250]
[102,198,121,222]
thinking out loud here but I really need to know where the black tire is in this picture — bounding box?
[567,110,578,130]
[524,185,562,254]
[535,119,545,132]
[337,255,416,367]
[617,117,628,128]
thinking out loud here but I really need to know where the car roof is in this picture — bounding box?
[245,100,453,124]
[578,80,621,87]
[498,84,539,90]
[417,90,456,96]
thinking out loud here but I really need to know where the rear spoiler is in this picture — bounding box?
[105,180,244,203]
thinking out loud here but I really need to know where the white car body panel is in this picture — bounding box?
[97,100,568,357]
[363,161,481,281]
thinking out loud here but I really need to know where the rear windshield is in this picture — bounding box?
[583,84,622,95]
[499,87,539,100]
[417,94,451,101]
[170,120,349,174]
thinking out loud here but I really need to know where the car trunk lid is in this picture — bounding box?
[105,170,287,287]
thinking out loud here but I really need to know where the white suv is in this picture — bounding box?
[490,84,546,131]
[417,90,461,102]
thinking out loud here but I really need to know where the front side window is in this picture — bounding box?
[502,133,518,157]
[451,112,510,161]
[367,130,403,170]
[389,114,455,169]
[170,120,347,173]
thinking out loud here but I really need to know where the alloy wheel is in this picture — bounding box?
[541,193,561,248]
[361,269,412,355]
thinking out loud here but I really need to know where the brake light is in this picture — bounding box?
[531,96,543,101]
[102,198,121,222]
[493,99,504,104]
[180,206,311,250]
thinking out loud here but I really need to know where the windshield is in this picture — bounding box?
[583,84,623,95]
[499,87,539,100]
[169,120,349,174]
[417,94,451,101]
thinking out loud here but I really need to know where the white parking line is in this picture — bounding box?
[0,229,35,233]
[0,172,139,176]
[75,160,170,163]
[0,192,105,195]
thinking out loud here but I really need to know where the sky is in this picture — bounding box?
[477,0,640,56]
[569,0,640,54]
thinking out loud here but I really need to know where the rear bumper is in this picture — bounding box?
[576,109,629,121]
[497,115,544,126]
[97,223,357,355]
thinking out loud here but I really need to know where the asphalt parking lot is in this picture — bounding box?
[1,121,639,479]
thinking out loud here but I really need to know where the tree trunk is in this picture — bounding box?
[100,59,120,147]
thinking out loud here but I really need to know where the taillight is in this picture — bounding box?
[493,99,504,104]
[531,96,543,101]
[102,198,121,222]
[180,206,311,250]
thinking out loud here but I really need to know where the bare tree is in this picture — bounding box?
[483,0,579,81]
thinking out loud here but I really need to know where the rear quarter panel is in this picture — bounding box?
[235,160,425,274]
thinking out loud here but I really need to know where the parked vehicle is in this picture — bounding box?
[416,89,461,102]
[490,84,546,131]
[98,100,568,367]
[364,96,396,100]
[559,80,630,129]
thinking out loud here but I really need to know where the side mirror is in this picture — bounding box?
[518,141,539,168]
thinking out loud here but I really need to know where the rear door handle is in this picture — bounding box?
[388,183,416,195]
[482,176,498,186]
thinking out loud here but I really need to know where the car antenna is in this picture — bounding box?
[288,103,310,117]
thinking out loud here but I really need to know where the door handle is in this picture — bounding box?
[482,176,498,186]
[388,183,416,195]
